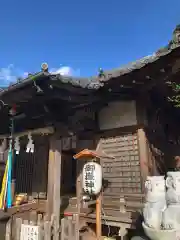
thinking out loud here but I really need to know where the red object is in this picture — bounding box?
[64,212,73,217]
[12,104,17,112]
[9,104,17,115]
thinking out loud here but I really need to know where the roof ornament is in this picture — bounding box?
[170,25,180,49]
[167,25,180,50]
[17,77,23,83]
[41,62,48,72]
[156,24,180,54]
[98,68,106,80]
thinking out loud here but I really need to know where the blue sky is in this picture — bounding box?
[0,0,180,86]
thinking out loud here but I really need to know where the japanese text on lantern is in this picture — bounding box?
[84,164,95,193]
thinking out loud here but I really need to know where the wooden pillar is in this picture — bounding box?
[137,128,149,190]
[96,194,102,239]
[53,139,61,240]
[46,137,62,240]
[46,137,55,219]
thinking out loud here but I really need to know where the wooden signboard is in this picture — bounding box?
[61,135,77,151]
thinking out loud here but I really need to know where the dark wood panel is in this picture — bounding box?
[31,136,49,197]
[61,151,76,194]
[15,135,49,198]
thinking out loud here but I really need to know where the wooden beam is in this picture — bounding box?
[0,126,54,139]
[0,201,46,221]
[1,87,37,105]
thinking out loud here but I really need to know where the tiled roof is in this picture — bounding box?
[0,25,180,96]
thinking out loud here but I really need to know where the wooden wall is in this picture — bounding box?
[95,99,150,214]
[143,89,180,175]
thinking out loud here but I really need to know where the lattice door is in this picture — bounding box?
[100,133,142,198]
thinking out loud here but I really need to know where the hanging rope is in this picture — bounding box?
[7,104,16,208]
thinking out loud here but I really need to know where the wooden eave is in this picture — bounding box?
[0,74,101,135]
[0,77,99,106]
[1,46,180,107]
[98,46,180,94]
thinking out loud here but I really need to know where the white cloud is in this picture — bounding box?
[0,64,80,87]
[0,64,16,86]
[0,64,25,87]
[23,72,29,78]
[50,66,80,77]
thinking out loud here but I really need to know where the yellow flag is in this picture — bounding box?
[0,161,8,209]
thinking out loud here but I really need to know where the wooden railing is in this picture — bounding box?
[5,211,59,240]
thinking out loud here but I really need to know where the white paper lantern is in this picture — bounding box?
[82,162,102,195]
